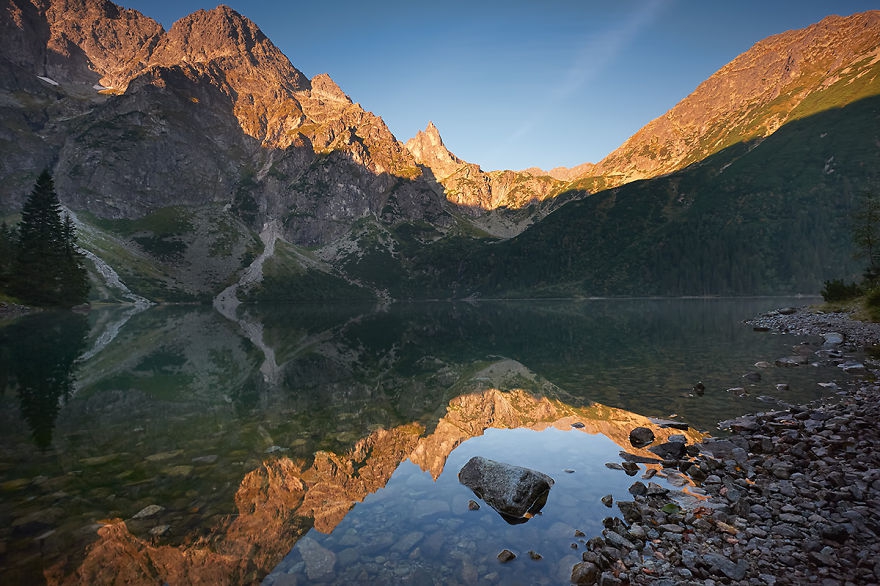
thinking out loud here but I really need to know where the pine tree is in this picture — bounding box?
[59,214,89,303]
[0,221,15,292]
[11,170,89,306]
[852,189,880,283]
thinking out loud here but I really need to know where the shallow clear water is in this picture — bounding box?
[265,427,691,585]
[0,298,859,584]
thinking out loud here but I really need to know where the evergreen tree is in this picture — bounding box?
[59,214,89,303]
[852,189,880,283]
[0,221,15,293]
[11,170,89,306]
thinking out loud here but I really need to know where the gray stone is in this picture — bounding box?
[648,441,686,460]
[392,531,423,553]
[617,501,642,523]
[628,481,647,497]
[703,552,748,580]
[599,570,623,586]
[603,530,636,550]
[571,561,600,584]
[621,461,640,476]
[629,427,655,448]
[840,361,866,373]
[191,454,219,464]
[646,482,669,496]
[822,332,844,346]
[458,456,553,522]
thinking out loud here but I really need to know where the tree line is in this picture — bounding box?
[0,170,89,307]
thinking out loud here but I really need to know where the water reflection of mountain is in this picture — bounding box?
[0,298,833,584]
[53,384,703,585]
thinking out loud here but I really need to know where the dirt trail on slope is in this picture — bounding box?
[213,220,282,385]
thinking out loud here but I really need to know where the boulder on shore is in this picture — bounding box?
[458,456,553,524]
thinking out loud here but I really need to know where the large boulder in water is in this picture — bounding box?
[629,426,655,448]
[458,456,554,524]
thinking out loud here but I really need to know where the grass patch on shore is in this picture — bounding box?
[819,293,880,323]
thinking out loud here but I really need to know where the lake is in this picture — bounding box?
[0,298,857,584]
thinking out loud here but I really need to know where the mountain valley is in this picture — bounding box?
[1,0,879,302]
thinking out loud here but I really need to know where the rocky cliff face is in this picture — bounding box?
[0,0,448,250]
[586,11,880,185]
[0,0,557,256]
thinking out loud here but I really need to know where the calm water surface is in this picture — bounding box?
[0,298,860,584]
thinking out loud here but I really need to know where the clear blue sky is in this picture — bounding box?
[118,1,877,171]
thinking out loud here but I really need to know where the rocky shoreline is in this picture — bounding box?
[572,306,880,585]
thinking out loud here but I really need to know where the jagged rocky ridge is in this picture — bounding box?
[0,0,560,235]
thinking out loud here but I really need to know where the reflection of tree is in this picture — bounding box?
[0,312,88,448]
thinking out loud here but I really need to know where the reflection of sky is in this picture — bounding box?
[268,427,686,583]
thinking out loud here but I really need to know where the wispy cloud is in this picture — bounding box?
[497,0,671,167]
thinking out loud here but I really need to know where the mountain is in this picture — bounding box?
[578,11,880,188]
[405,93,880,297]
[1,1,878,301]
[1,1,443,221]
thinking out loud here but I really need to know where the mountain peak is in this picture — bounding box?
[174,4,261,41]
[405,122,463,179]
[17,0,165,88]
[159,4,271,65]
[309,73,351,103]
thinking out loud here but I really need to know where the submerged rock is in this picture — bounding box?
[132,504,164,519]
[458,456,554,523]
[821,331,844,346]
[298,536,336,580]
[571,561,600,584]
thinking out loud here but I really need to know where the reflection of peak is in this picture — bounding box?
[60,388,705,583]
[409,388,703,479]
